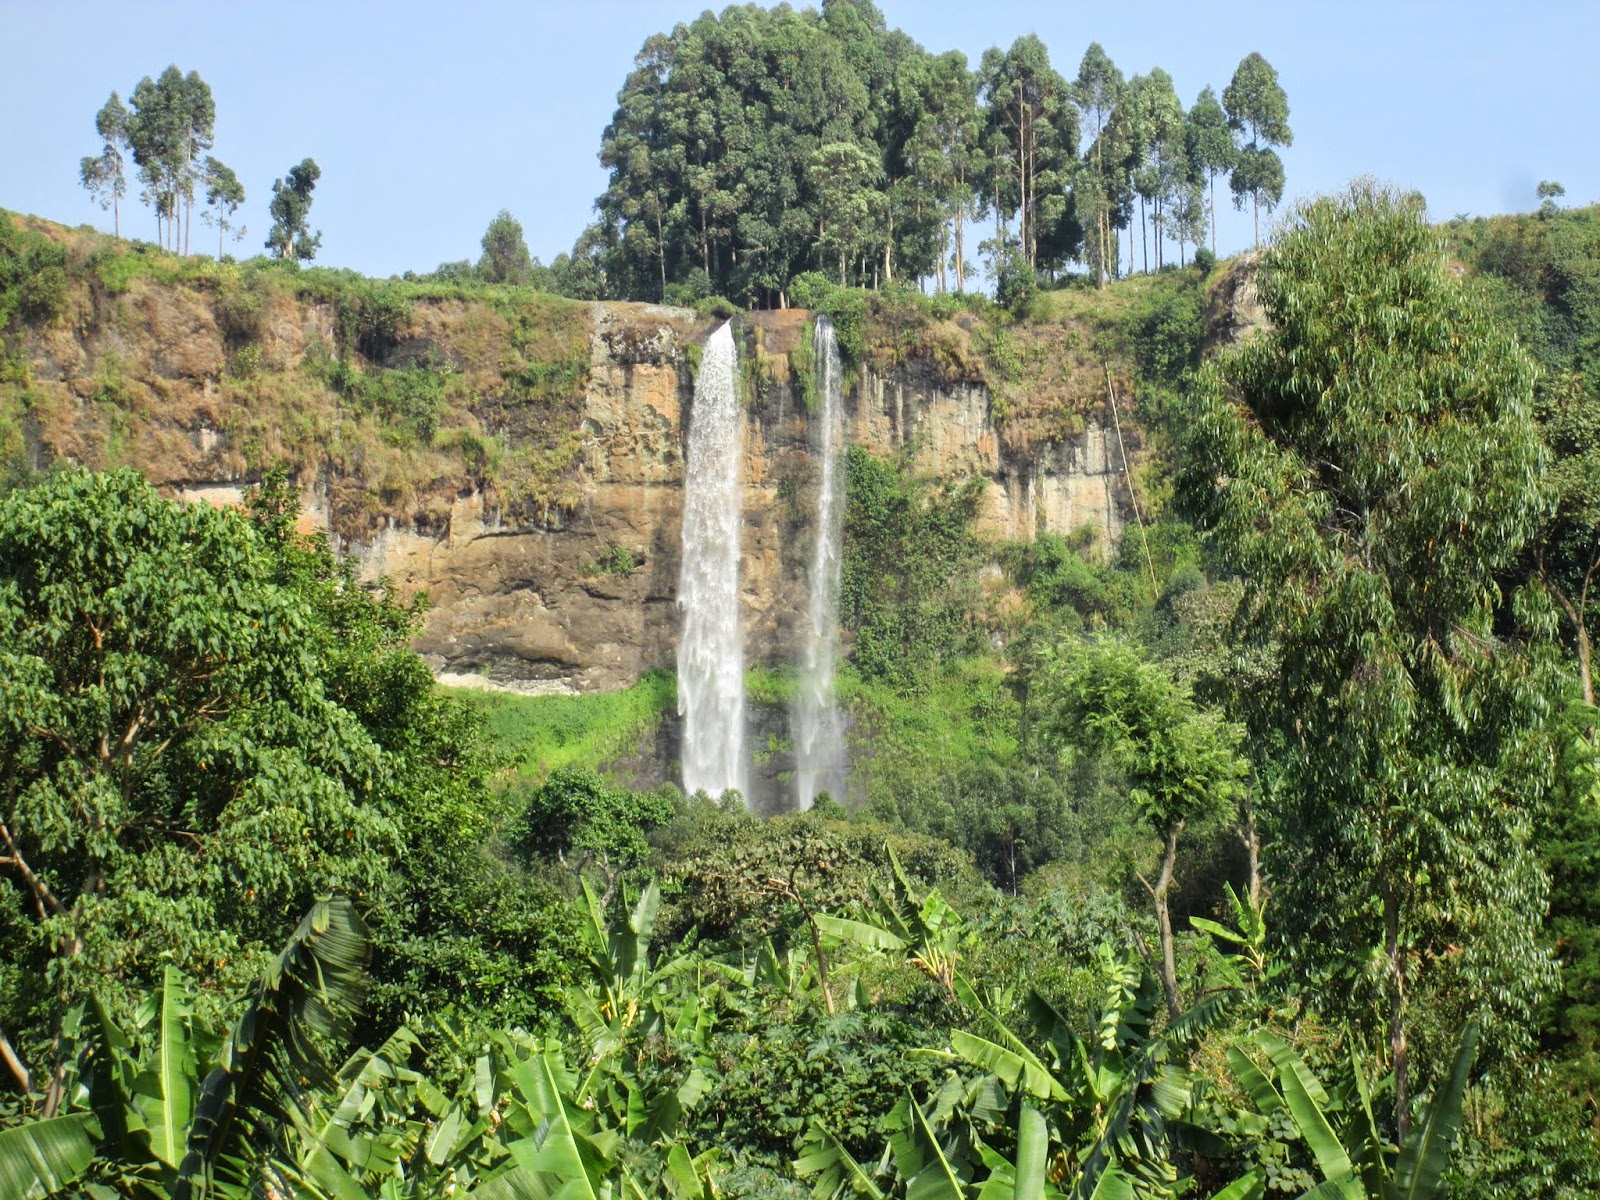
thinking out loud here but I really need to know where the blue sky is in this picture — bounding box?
[3,0,1596,280]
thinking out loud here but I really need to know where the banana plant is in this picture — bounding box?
[799,938,1248,1200]
[812,844,969,1001]
[1227,1021,1480,1200]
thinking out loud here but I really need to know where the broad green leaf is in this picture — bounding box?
[1255,1031,1332,1109]
[814,913,908,952]
[795,1121,886,1200]
[1272,1048,1359,1196]
[1210,1170,1264,1200]
[0,1114,97,1200]
[951,1031,1064,1101]
[1188,917,1248,947]
[1227,1045,1284,1115]
[137,965,196,1169]
[1086,1166,1134,1200]
[1012,1103,1047,1200]
[906,1097,966,1200]
[1393,1020,1479,1200]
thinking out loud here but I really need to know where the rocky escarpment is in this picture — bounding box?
[354,307,1138,693]
[2,217,1152,695]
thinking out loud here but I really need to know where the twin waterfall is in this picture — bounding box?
[793,318,847,808]
[675,319,847,807]
[676,323,747,798]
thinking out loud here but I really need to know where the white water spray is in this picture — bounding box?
[794,317,847,808]
[677,322,746,798]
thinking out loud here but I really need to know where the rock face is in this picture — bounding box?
[338,307,1135,694]
[7,239,1138,697]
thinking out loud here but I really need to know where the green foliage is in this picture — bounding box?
[517,766,675,885]
[841,447,985,689]
[1178,183,1561,1100]
[0,212,70,329]
[459,670,676,782]
[477,209,534,285]
[266,158,322,261]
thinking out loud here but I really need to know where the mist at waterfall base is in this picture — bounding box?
[793,317,847,809]
[676,321,746,798]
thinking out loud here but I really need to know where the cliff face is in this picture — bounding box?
[3,220,1141,695]
[346,307,1135,693]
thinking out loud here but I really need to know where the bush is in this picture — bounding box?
[788,271,834,311]
[1193,247,1217,274]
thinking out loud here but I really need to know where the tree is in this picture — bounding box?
[1537,179,1566,218]
[124,66,213,253]
[1222,52,1292,247]
[0,470,403,1103]
[174,70,214,255]
[979,36,1078,273]
[1128,70,1184,272]
[1186,85,1235,256]
[78,93,129,238]
[0,470,544,1097]
[1177,183,1560,1135]
[1071,43,1125,288]
[809,141,884,285]
[1228,145,1285,244]
[128,67,184,248]
[900,50,982,292]
[515,766,673,902]
[1044,639,1245,1020]
[266,157,322,261]
[199,156,244,260]
[477,209,535,284]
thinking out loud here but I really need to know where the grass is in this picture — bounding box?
[452,670,676,782]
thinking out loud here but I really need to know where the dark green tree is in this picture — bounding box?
[266,157,322,261]
[978,36,1078,273]
[1178,183,1559,1134]
[1222,51,1292,246]
[477,209,535,284]
[125,67,213,253]
[78,92,130,238]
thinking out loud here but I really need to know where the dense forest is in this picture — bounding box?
[2,2,1599,1198]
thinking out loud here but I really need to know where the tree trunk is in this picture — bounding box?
[1209,174,1217,256]
[954,202,965,292]
[1253,192,1260,249]
[1144,819,1185,1022]
[1385,889,1410,1139]
[1140,195,1148,274]
[0,1024,28,1092]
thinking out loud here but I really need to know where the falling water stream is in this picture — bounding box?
[677,321,746,798]
[794,317,847,808]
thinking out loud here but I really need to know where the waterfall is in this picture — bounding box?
[794,317,847,809]
[677,321,746,798]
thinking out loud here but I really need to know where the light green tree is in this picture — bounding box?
[1177,182,1560,1134]
[1071,42,1126,287]
[1186,85,1236,255]
[809,141,884,284]
[199,156,244,259]
[1222,51,1292,246]
[78,92,130,238]
[1044,638,1246,1019]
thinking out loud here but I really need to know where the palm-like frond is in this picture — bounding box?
[174,896,371,1200]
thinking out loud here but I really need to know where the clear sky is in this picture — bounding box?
[3,0,1596,280]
